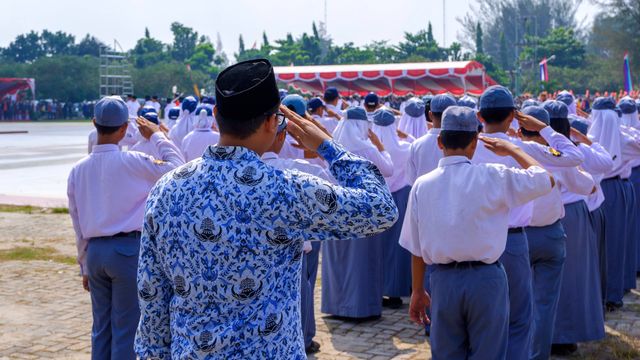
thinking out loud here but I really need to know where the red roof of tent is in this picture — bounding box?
[274,61,497,96]
[0,78,35,98]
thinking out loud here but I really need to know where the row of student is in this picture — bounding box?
[69,61,640,360]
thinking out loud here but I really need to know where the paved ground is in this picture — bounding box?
[0,212,639,359]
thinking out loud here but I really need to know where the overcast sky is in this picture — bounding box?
[0,0,596,59]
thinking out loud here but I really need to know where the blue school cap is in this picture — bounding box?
[181,96,198,113]
[282,94,307,117]
[441,106,479,132]
[521,98,540,109]
[372,109,396,126]
[543,100,569,119]
[592,97,616,111]
[364,92,379,106]
[522,106,550,125]
[404,98,426,117]
[94,96,128,127]
[457,95,478,109]
[142,111,159,124]
[168,107,180,120]
[324,87,339,101]
[307,97,324,112]
[479,85,515,110]
[430,94,457,113]
[570,118,589,135]
[345,107,368,121]
[618,97,637,114]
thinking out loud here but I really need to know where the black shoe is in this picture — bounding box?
[606,301,624,312]
[382,297,403,309]
[305,340,321,354]
[551,343,578,356]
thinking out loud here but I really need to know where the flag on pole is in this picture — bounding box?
[539,57,549,82]
[624,52,633,93]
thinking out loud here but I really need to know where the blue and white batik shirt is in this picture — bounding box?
[135,140,398,359]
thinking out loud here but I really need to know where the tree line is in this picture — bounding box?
[0,0,636,102]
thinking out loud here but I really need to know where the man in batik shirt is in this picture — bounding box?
[135,58,399,359]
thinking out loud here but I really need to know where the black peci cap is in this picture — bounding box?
[215,58,280,121]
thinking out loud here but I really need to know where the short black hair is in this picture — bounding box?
[479,107,514,124]
[520,128,540,138]
[550,118,571,139]
[216,104,279,139]
[429,111,443,122]
[440,130,478,150]
[95,123,124,135]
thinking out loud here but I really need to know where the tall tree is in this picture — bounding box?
[262,31,270,48]
[3,31,44,62]
[238,35,246,54]
[40,30,75,56]
[76,34,103,57]
[475,22,484,54]
[170,22,198,62]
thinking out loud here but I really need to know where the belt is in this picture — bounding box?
[508,227,524,234]
[112,231,141,238]
[603,175,621,181]
[436,261,497,269]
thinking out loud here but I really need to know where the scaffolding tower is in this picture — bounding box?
[99,40,134,98]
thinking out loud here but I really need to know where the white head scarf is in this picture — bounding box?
[194,108,215,130]
[621,110,640,129]
[332,108,375,153]
[372,118,411,166]
[588,109,622,170]
[398,112,428,139]
[169,109,196,145]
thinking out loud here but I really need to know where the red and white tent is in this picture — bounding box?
[0,78,35,99]
[274,61,497,96]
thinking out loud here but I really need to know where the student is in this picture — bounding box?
[168,95,198,146]
[588,97,640,310]
[308,97,340,134]
[397,97,428,139]
[126,95,140,118]
[323,87,347,117]
[322,106,394,320]
[135,58,398,358]
[473,86,584,360]
[364,92,380,118]
[278,95,307,160]
[130,112,183,161]
[371,109,413,308]
[619,98,640,274]
[181,106,220,161]
[400,106,554,360]
[165,106,180,129]
[457,95,478,110]
[261,116,334,355]
[406,94,457,184]
[68,96,184,360]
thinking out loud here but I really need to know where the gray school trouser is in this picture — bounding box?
[430,262,509,360]
[86,233,141,360]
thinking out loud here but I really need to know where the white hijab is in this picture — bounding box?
[169,109,196,145]
[621,110,640,129]
[588,109,622,170]
[398,112,428,139]
[372,119,411,166]
[333,118,375,153]
[194,109,215,130]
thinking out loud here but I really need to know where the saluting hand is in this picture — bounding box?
[409,290,431,326]
[479,136,520,157]
[368,130,385,152]
[136,117,161,140]
[281,105,331,151]
[570,128,592,146]
[515,110,547,132]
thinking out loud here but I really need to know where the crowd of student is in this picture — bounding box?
[68,57,640,360]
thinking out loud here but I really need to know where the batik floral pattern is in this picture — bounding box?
[135,140,398,359]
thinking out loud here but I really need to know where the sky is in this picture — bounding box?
[0,0,596,59]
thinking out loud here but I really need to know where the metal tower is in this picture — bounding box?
[99,40,134,98]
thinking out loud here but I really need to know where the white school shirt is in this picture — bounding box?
[262,151,336,253]
[399,156,552,265]
[131,135,184,162]
[313,114,340,134]
[163,103,174,121]
[325,102,344,118]
[68,132,184,275]
[406,128,443,185]
[181,129,220,162]
[352,146,394,178]
[579,143,614,211]
[278,135,305,160]
[620,126,640,176]
[472,127,584,227]
[151,101,161,114]
[87,120,140,154]
[127,100,140,118]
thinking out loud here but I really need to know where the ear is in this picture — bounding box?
[264,113,278,134]
[428,111,435,122]
[476,111,487,124]
[437,134,444,150]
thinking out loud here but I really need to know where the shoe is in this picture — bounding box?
[606,301,624,312]
[382,297,403,309]
[551,343,578,356]
[305,340,321,354]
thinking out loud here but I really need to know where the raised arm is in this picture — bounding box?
[126,118,185,181]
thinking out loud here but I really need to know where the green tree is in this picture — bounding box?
[475,22,484,54]
[75,34,103,57]
[521,27,585,68]
[132,62,210,98]
[30,56,99,101]
[396,25,445,62]
[2,31,43,62]
[170,22,198,62]
[40,30,75,56]
[262,31,270,48]
[131,29,167,68]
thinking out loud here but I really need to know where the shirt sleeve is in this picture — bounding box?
[285,140,399,241]
[519,126,584,168]
[135,190,173,359]
[367,149,394,178]
[579,143,614,175]
[406,145,418,185]
[498,165,553,208]
[126,132,185,181]
[558,167,595,195]
[398,185,422,258]
[621,132,640,158]
[67,170,88,275]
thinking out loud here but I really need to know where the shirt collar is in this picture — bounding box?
[428,128,441,134]
[91,144,120,153]
[438,155,471,167]
[261,152,279,161]
[203,145,260,161]
[482,132,510,140]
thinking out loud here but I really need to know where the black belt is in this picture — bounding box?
[603,175,621,181]
[436,261,497,269]
[508,227,524,234]
[112,231,141,238]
